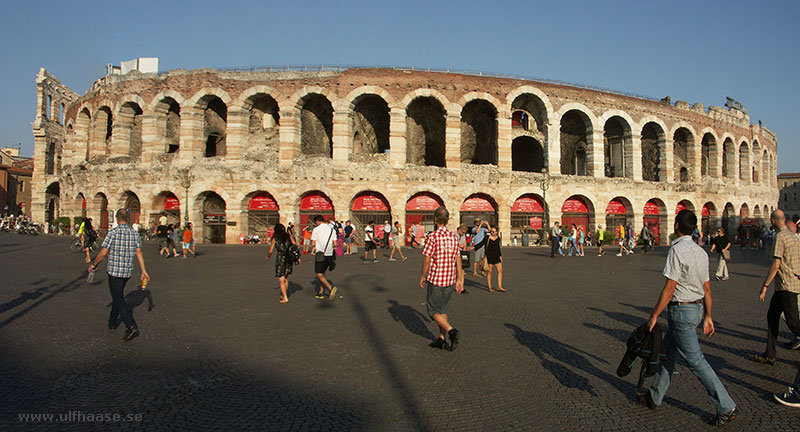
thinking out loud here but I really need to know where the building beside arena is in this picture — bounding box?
[31,63,778,244]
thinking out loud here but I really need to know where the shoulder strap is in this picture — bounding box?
[324,225,335,252]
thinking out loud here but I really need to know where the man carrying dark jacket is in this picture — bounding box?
[639,210,737,426]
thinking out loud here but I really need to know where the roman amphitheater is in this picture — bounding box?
[31,66,778,244]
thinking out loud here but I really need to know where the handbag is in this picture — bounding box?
[481,256,490,272]
[315,226,336,266]
[722,250,731,260]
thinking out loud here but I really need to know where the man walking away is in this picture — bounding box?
[344,220,354,255]
[383,220,392,249]
[710,227,731,281]
[419,207,464,351]
[88,209,150,342]
[551,222,562,258]
[597,224,605,256]
[364,220,378,263]
[754,210,800,365]
[310,215,337,300]
[640,210,737,426]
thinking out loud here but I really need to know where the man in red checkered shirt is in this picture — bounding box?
[419,206,464,350]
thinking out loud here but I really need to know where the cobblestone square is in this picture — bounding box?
[1,233,798,431]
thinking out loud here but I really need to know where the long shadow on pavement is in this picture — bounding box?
[0,275,84,330]
[387,300,433,341]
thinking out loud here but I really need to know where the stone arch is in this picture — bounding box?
[92,105,113,157]
[45,182,60,225]
[195,190,228,244]
[241,190,281,237]
[560,194,596,235]
[509,91,550,165]
[640,117,667,182]
[676,199,696,215]
[700,128,719,178]
[343,86,398,111]
[604,195,634,232]
[75,107,91,161]
[194,94,228,157]
[188,87,233,108]
[670,124,696,183]
[147,90,186,112]
[350,93,390,156]
[400,88,453,116]
[74,192,87,218]
[92,192,110,230]
[511,136,544,172]
[119,190,142,225]
[242,92,281,160]
[643,197,669,245]
[296,93,333,157]
[739,140,750,182]
[600,111,634,178]
[506,86,554,127]
[460,98,498,165]
[752,139,762,183]
[404,186,451,209]
[739,202,750,218]
[558,105,595,176]
[721,135,736,179]
[406,95,447,167]
[457,92,505,118]
[153,96,182,154]
[114,96,145,158]
[761,149,770,186]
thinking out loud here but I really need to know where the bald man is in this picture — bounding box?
[755,210,800,365]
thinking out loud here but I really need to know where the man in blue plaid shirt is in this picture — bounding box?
[89,209,150,342]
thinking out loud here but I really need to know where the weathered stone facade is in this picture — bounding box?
[31,67,778,244]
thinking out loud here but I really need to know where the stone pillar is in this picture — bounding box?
[589,129,604,177]
[497,114,512,171]
[445,113,461,169]
[498,205,512,246]
[389,108,407,168]
[225,108,248,165]
[179,108,204,163]
[332,110,352,166]
[279,112,300,165]
[630,133,643,181]
[547,126,560,175]
[140,113,159,163]
[664,138,675,184]
[225,209,241,244]
[691,138,702,184]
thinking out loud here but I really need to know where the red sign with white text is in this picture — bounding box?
[352,193,389,212]
[165,196,180,210]
[606,199,627,215]
[675,202,686,215]
[460,196,496,212]
[406,193,443,211]
[300,193,334,211]
[644,201,660,215]
[511,195,544,213]
[249,194,279,211]
[529,217,543,229]
[562,198,589,213]
[702,205,710,216]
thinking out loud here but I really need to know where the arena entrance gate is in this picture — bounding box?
[561,197,591,235]
[299,192,334,230]
[510,194,544,238]
[406,192,444,245]
[643,200,663,246]
[605,199,630,243]
[202,193,226,244]
[248,193,280,238]
[351,192,391,245]
[460,194,498,228]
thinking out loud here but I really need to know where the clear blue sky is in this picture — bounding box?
[1,0,798,172]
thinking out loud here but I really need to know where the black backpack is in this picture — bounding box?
[288,243,301,264]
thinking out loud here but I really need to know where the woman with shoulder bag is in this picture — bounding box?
[266,223,297,303]
[710,226,731,281]
[485,226,506,292]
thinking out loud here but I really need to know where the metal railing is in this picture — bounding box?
[156,64,661,102]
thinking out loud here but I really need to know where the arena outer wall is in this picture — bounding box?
[31,67,779,245]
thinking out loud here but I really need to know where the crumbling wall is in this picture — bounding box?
[351,95,389,157]
[560,111,588,176]
[673,128,690,183]
[300,94,332,157]
[93,107,112,156]
[641,123,660,181]
[165,100,180,153]
[406,97,445,167]
[243,94,279,162]
[460,100,497,165]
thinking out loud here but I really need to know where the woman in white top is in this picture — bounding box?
[388,221,407,261]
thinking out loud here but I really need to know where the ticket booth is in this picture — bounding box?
[510,194,544,237]
[351,191,391,243]
[299,192,334,229]
[460,194,498,227]
[247,192,280,238]
[406,192,444,244]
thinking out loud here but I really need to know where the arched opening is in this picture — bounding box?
[753,205,762,220]
[75,193,87,219]
[761,150,769,185]
[118,102,143,157]
[300,94,332,157]
[603,117,631,178]
[154,98,181,154]
[701,133,717,178]
[561,195,594,236]
[298,191,334,228]
[560,110,591,176]
[406,192,445,244]
[460,193,498,227]
[152,191,181,227]
[59,104,64,124]
[722,138,735,179]
[45,141,56,175]
[460,99,498,165]
[511,94,548,135]
[93,106,112,156]
[200,96,227,157]
[350,191,392,245]
[511,194,545,239]
[644,199,667,246]
[246,191,280,239]
[641,122,664,182]
[739,142,750,182]
[605,197,633,242]
[739,203,750,219]
[673,128,694,183]
[511,136,544,172]
[200,192,226,243]
[406,97,446,167]
[76,108,91,161]
[722,203,736,237]
[93,193,109,230]
[351,95,389,157]
[244,94,280,160]
[676,199,695,215]
[702,202,717,240]
[121,191,141,225]
[45,182,60,226]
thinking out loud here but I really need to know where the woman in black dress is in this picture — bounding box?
[485,226,505,292]
[266,223,297,303]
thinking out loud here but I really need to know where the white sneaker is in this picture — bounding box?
[616,253,622,257]
[389,258,396,261]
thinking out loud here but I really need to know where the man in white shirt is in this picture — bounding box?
[310,215,337,300]
[383,220,392,249]
[364,220,378,263]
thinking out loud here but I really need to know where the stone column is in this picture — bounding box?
[498,205,512,246]
[547,126,560,175]
[589,129,605,178]
[630,133,643,181]
[179,108,204,163]
[332,110,352,166]
[664,138,675,184]
[225,209,241,244]
[389,108,407,168]
[140,113,159,163]
[691,138,702,184]
[225,108,248,166]
[497,114,512,172]
[279,112,300,165]
[445,113,461,169]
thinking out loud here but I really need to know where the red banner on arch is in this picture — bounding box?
[511,195,544,213]
[461,196,496,212]
[406,193,443,211]
[249,194,279,211]
[165,196,180,210]
[605,199,627,215]
[352,193,389,212]
[562,198,589,214]
[300,193,333,211]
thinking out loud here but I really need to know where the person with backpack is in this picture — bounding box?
[82,218,97,264]
[266,223,298,304]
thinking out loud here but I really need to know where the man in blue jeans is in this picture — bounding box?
[640,210,737,426]
[89,209,150,342]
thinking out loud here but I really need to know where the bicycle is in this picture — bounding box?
[70,235,100,254]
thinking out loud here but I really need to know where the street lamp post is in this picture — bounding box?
[177,168,193,227]
[540,168,550,245]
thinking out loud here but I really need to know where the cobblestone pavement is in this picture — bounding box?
[1,233,799,431]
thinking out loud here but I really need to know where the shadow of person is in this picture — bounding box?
[504,323,632,398]
[0,287,48,314]
[106,288,155,311]
[388,300,434,340]
[287,282,303,297]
